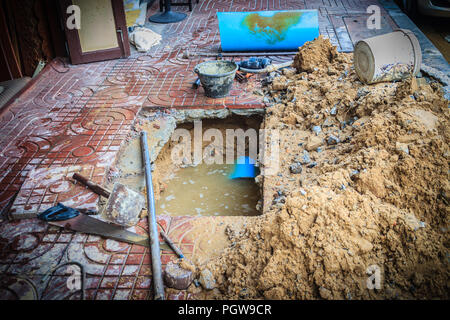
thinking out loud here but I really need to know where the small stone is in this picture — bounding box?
[327,135,340,145]
[347,117,358,126]
[396,142,409,155]
[322,117,334,128]
[306,136,323,151]
[312,125,321,135]
[289,162,303,174]
[330,105,337,115]
[263,96,273,107]
[356,87,370,99]
[357,238,373,253]
[307,161,317,168]
[198,268,216,290]
[163,261,194,290]
[319,287,332,299]
[300,150,311,165]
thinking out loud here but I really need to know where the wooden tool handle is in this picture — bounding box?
[72,173,110,198]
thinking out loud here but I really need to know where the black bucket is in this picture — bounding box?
[194,60,238,98]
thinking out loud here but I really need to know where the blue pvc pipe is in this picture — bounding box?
[229,156,257,179]
[217,10,319,52]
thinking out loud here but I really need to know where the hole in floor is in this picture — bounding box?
[113,114,264,217]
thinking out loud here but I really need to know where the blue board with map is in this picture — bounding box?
[217,10,319,51]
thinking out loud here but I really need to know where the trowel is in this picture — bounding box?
[71,173,171,250]
[72,173,145,227]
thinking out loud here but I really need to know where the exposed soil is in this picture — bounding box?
[200,36,450,299]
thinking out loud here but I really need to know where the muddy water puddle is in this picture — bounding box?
[157,163,260,217]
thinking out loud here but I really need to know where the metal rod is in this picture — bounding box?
[140,131,165,300]
[160,230,184,258]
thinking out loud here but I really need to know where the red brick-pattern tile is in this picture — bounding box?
[9,165,101,219]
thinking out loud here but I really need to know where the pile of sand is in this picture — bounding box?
[204,37,449,299]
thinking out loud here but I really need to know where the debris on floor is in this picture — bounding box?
[201,37,449,300]
[129,27,162,52]
[164,260,194,290]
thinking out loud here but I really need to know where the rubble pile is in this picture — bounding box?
[205,37,449,299]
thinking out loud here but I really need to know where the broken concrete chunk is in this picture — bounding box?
[299,150,311,165]
[271,76,289,91]
[327,135,340,145]
[198,268,216,290]
[330,105,337,115]
[103,183,145,227]
[404,213,426,231]
[305,136,324,151]
[282,67,296,77]
[319,286,333,299]
[312,125,321,135]
[356,87,370,99]
[289,162,303,174]
[163,260,194,290]
[396,142,409,155]
[357,238,373,253]
[306,161,317,168]
[129,27,161,52]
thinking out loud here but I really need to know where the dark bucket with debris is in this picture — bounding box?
[194,60,238,98]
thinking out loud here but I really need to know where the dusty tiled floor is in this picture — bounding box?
[0,0,437,300]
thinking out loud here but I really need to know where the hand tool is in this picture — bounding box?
[72,173,145,227]
[38,203,150,247]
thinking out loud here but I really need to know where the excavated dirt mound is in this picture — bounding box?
[203,37,449,299]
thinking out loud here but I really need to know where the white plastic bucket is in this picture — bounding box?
[354,29,422,84]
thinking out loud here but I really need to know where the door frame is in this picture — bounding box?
[0,3,22,80]
[60,0,130,65]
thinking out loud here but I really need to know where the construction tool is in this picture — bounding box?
[160,230,184,258]
[140,131,165,300]
[238,57,293,74]
[235,71,250,83]
[72,173,110,198]
[38,203,150,247]
[72,173,145,227]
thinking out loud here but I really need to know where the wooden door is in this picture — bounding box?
[60,0,130,65]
